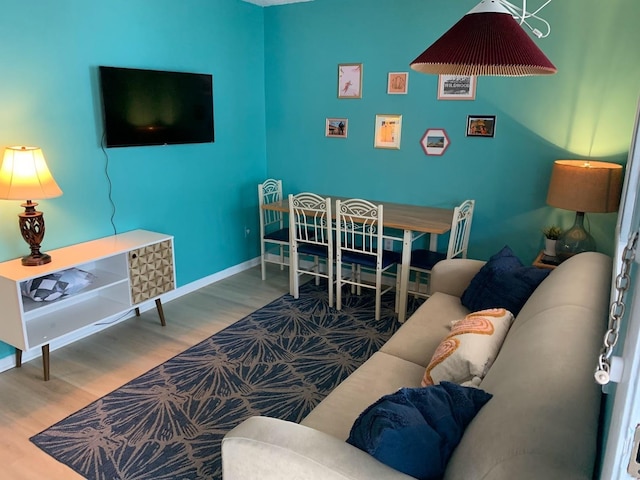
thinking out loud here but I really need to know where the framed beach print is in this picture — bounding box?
[420,128,450,156]
[338,63,362,98]
[437,75,476,100]
[387,72,408,94]
[466,115,496,137]
[374,114,402,149]
[326,118,348,138]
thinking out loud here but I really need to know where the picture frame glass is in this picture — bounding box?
[326,118,348,138]
[338,64,362,98]
[466,115,496,137]
[374,114,402,149]
[437,75,476,100]
[387,72,408,94]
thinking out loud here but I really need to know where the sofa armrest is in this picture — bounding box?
[429,258,485,298]
[222,416,414,480]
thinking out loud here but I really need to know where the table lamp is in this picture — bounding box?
[0,146,63,266]
[546,160,623,261]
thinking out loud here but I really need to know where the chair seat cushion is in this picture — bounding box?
[342,249,400,269]
[263,227,289,242]
[410,249,447,270]
[298,242,329,258]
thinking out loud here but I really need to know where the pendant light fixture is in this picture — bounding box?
[410,0,557,76]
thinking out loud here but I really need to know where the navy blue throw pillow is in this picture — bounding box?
[461,245,549,315]
[347,382,492,480]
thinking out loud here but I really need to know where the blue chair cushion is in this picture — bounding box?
[263,227,289,242]
[410,249,447,270]
[347,382,492,480]
[341,249,399,269]
[461,245,550,315]
[297,242,329,258]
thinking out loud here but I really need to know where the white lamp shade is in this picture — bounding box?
[0,146,62,200]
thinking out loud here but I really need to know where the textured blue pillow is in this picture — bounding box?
[461,245,549,315]
[347,382,492,480]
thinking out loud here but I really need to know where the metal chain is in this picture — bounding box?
[595,230,639,385]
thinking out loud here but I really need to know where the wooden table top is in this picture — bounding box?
[263,196,454,234]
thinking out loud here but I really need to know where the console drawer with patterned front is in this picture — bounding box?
[128,239,175,305]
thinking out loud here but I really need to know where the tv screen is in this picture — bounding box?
[98,66,214,148]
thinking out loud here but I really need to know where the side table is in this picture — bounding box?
[532,250,560,270]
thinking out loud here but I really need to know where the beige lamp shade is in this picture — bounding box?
[0,146,62,200]
[546,160,623,213]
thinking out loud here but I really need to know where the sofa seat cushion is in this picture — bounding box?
[301,352,425,440]
[380,292,470,367]
[347,383,492,480]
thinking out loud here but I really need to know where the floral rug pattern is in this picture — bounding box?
[31,282,419,479]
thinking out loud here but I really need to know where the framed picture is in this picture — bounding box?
[325,118,348,138]
[437,75,476,100]
[466,115,496,137]
[420,128,450,156]
[338,63,362,99]
[374,114,402,149]
[387,72,408,94]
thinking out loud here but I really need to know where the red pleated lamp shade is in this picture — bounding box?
[410,0,557,76]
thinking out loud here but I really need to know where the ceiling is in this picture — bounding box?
[241,0,312,6]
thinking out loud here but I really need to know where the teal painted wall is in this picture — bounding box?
[0,0,267,358]
[0,0,638,361]
[263,0,640,261]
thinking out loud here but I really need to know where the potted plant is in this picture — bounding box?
[542,226,562,257]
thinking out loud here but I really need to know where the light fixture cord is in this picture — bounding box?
[500,0,553,38]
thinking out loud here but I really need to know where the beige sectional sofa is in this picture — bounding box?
[222,252,611,480]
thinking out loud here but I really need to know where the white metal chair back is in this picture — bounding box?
[258,179,289,280]
[259,179,284,236]
[337,199,383,263]
[289,192,334,306]
[336,198,399,320]
[409,199,475,298]
[446,199,475,259]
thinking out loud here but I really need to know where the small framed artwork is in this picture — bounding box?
[326,118,348,138]
[374,114,402,149]
[437,75,477,100]
[466,115,496,137]
[387,72,408,94]
[420,128,450,156]
[338,63,362,99]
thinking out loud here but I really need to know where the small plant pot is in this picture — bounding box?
[544,238,557,257]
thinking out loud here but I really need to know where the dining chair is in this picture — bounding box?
[409,199,475,298]
[289,192,334,307]
[258,179,289,281]
[336,198,400,321]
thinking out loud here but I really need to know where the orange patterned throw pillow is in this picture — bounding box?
[422,308,514,387]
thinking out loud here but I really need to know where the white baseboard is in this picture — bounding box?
[0,257,261,375]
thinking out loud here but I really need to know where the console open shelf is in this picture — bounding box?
[0,229,175,380]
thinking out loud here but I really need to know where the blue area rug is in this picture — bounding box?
[30,282,421,479]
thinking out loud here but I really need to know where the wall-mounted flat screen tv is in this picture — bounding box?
[99,66,214,148]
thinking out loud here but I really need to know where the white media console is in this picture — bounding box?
[0,229,175,380]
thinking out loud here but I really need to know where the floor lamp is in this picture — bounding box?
[546,160,623,261]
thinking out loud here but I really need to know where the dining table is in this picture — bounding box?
[262,196,454,323]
